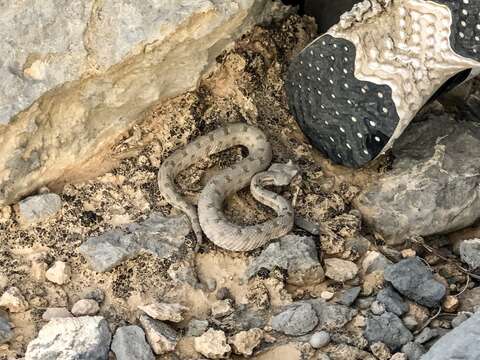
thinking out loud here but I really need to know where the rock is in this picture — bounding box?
[139,315,177,355]
[370,342,391,360]
[451,312,470,328]
[376,286,408,316]
[25,316,111,360]
[442,295,459,313]
[401,342,425,360]
[247,235,324,286]
[194,329,231,359]
[0,317,13,344]
[83,289,105,304]
[42,307,72,321]
[71,299,100,316]
[211,299,235,319]
[326,344,376,360]
[111,325,155,360]
[459,239,480,269]
[186,319,209,337]
[362,251,393,275]
[228,328,263,356]
[16,194,62,226]
[271,302,318,336]
[391,354,407,360]
[459,287,480,312]
[138,302,188,323]
[324,258,359,282]
[79,214,191,272]
[364,312,413,350]
[356,114,480,244]
[216,287,231,301]
[0,0,284,207]
[45,261,71,285]
[0,287,29,313]
[321,291,335,300]
[336,287,361,306]
[306,299,356,331]
[421,313,480,360]
[414,327,445,344]
[309,331,330,349]
[31,260,48,282]
[384,258,446,307]
[370,301,385,315]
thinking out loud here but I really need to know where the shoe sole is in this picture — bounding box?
[286,0,480,168]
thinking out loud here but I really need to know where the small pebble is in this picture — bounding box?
[84,288,105,303]
[321,291,334,300]
[401,249,416,258]
[442,295,459,313]
[45,261,71,285]
[371,301,385,315]
[309,331,330,349]
[71,299,100,316]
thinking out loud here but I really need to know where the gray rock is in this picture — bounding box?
[421,313,480,360]
[186,319,209,337]
[139,315,177,355]
[83,289,105,304]
[451,312,470,328]
[307,299,357,331]
[459,239,480,269]
[79,214,191,272]
[336,287,361,306]
[271,302,318,336]
[42,307,72,321]
[384,258,446,307]
[25,316,111,360]
[247,235,324,286]
[0,317,13,345]
[17,193,62,226]
[414,327,445,344]
[459,287,480,312]
[111,325,155,360]
[0,0,284,207]
[364,312,413,350]
[309,331,330,349]
[356,114,480,244]
[362,251,393,275]
[370,301,386,315]
[377,286,408,316]
[401,342,425,360]
[71,299,100,316]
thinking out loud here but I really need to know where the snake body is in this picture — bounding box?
[158,123,298,252]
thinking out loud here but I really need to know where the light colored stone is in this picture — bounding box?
[138,302,188,323]
[71,299,100,316]
[309,331,330,349]
[79,213,191,272]
[211,299,235,319]
[0,287,29,313]
[111,325,155,360]
[442,295,459,313]
[16,194,62,226]
[42,307,72,321]
[324,258,358,282]
[320,291,334,300]
[356,114,480,244]
[247,235,324,286]
[370,342,391,360]
[271,302,318,336]
[390,354,407,360]
[25,316,111,360]
[31,261,48,282]
[45,261,71,285]
[194,329,231,359]
[0,0,286,207]
[228,328,263,356]
[139,315,177,355]
[459,239,480,269]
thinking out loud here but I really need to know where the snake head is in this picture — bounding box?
[268,160,300,186]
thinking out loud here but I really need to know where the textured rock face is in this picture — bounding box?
[25,316,111,360]
[421,313,480,360]
[356,114,480,244]
[0,0,284,206]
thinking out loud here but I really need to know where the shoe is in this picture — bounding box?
[285,0,480,168]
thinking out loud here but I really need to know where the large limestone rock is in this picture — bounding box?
[356,114,480,244]
[0,0,285,206]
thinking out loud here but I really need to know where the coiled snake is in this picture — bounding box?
[157,123,298,251]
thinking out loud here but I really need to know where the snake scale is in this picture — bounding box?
[157,123,299,252]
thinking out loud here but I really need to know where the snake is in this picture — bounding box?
[157,122,299,252]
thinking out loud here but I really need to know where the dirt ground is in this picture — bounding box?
[0,14,475,359]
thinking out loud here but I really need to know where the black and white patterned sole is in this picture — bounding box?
[286,0,480,167]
